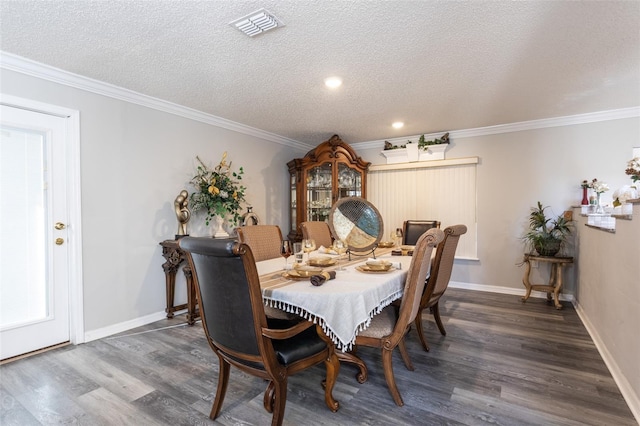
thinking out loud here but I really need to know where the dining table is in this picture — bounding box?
[257,247,415,383]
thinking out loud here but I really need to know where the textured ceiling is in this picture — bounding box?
[1,1,639,146]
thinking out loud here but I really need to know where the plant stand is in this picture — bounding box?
[521,254,573,309]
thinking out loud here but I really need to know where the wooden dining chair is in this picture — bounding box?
[301,221,333,248]
[414,224,467,352]
[236,225,283,262]
[402,220,441,245]
[354,228,444,406]
[178,237,340,426]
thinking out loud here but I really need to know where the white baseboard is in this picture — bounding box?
[449,281,575,302]
[573,301,640,424]
[83,310,181,342]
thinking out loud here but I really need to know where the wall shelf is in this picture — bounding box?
[585,223,616,233]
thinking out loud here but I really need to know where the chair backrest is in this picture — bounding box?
[402,220,441,245]
[179,237,274,367]
[421,224,467,308]
[236,225,283,262]
[300,221,333,248]
[394,228,444,338]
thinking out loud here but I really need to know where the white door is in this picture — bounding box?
[0,104,71,360]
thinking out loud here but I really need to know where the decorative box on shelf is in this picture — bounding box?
[613,204,634,216]
[381,143,449,164]
[587,213,616,229]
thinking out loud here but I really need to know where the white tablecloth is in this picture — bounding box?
[258,253,413,351]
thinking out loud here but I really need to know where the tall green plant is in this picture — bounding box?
[523,202,572,256]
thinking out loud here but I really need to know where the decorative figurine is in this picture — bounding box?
[241,206,260,226]
[174,189,191,238]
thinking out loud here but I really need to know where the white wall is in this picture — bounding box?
[1,68,306,334]
[355,117,639,295]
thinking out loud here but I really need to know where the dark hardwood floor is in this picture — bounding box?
[1,288,636,425]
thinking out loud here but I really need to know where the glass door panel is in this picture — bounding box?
[306,163,332,222]
[338,163,362,199]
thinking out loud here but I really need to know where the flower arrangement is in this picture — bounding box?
[588,178,609,194]
[189,152,246,226]
[580,180,589,189]
[613,185,639,206]
[625,157,640,183]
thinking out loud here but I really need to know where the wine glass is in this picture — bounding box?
[392,228,403,247]
[302,238,316,264]
[333,239,348,270]
[281,240,292,270]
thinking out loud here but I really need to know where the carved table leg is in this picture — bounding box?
[184,265,198,325]
[552,264,564,310]
[162,257,179,318]
[337,351,368,384]
[316,325,340,412]
[521,258,533,303]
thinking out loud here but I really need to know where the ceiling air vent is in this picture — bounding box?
[230,8,284,37]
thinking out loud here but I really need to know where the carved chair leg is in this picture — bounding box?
[263,380,275,413]
[414,311,430,352]
[432,302,447,336]
[381,348,404,406]
[398,336,414,371]
[271,379,288,426]
[210,358,230,420]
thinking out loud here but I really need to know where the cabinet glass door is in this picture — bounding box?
[306,163,332,221]
[338,163,362,200]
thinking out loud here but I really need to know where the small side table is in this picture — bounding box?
[159,239,199,325]
[521,254,573,309]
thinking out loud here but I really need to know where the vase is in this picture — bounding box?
[581,187,589,205]
[211,215,230,238]
[595,193,604,214]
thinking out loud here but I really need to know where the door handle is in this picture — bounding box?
[55,222,66,230]
[55,238,64,245]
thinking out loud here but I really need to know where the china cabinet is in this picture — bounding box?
[287,135,370,241]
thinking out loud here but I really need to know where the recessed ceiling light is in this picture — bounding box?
[230,8,284,37]
[392,122,404,129]
[324,77,342,89]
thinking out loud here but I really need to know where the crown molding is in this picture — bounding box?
[3,51,638,152]
[0,51,309,150]
[352,106,640,151]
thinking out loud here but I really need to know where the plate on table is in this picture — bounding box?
[290,265,323,277]
[356,265,397,274]
[307,256,337,267]
[283,268,322,280]
[365,260,393,271]
[378,241,394,248]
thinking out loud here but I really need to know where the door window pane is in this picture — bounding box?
[0,126,48,329]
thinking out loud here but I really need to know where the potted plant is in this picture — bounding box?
[523,202,572,256]
[190,152,246,237]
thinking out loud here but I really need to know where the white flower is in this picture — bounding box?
[219,190,229,198]
[589,179,609,194]
[613,185,638,204]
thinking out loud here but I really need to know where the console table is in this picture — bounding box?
[521,254,573,309]
[159,239,198,325]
